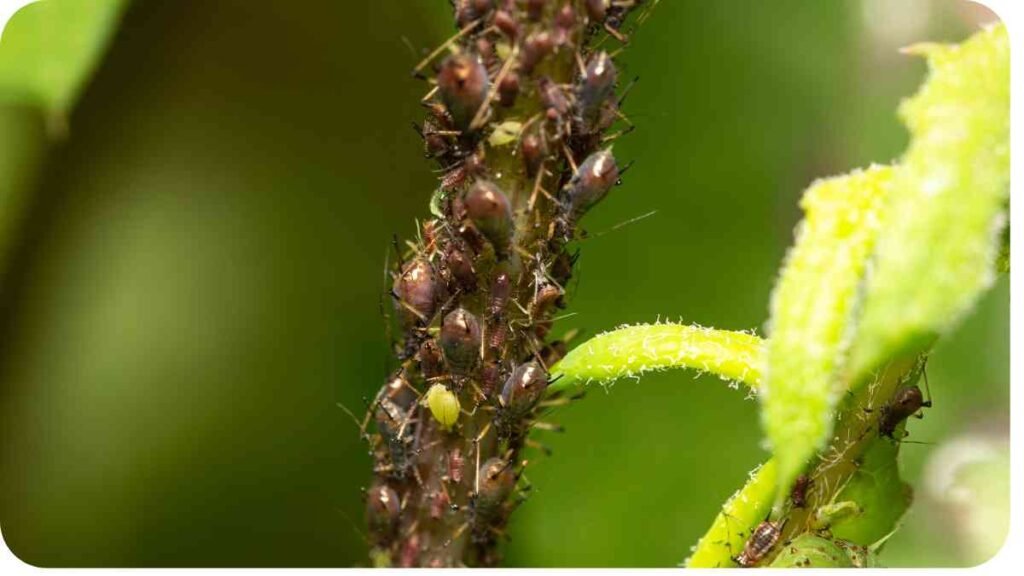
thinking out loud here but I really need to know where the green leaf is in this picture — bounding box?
[829,438,912,547]
[0,0,127,117]
[762,165,893,497]
[847,24,1010,383]
[548,322,763,395]
[769,533,855,568]
[685,459,776,568]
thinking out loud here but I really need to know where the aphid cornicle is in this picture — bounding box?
[878,384,932,438]
[500,361,548,415]
[366,483,401,542]
[437,53,490,131]
[440,307,482,374]
[735,520,784,567]
[566,148,619,219]
[464,180,514,256]
[393,258,437,326]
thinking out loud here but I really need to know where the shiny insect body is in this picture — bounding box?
[735,520,784,567]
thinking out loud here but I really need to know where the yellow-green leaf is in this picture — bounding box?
[847,24,1010,383]
[549,322,763,395]
[685,459,776,568]
[0,0,126,116]
[762,165,893,497]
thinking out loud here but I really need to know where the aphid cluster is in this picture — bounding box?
[362,0,652,567]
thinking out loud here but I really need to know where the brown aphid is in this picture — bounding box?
[553,3,576,46]
[878,384,932,439]
[480,361,502,396]
[418,338,445,379]
[444,243,477,292]
[456,0,493,29]
[465,180,514,256]
[520,31,554,75]
[449,447,465,484]
[494,10,519,40]
[440,307,482,374]
[399,533,420,568]
[384,370,417,408]
[394,258,437,326]
[489,268,513,318]
[520,129,546,177]
[366,483,401,543]
[498,72,520,107]
[500,361,548,416]
[539,76,571,117]
[437,53,490,131]
[525,0,547,21]
[584,0,609,22]
[474,457,517,518]
[735,520,783,567]
[565,147,618,219]
[531,282,563,317]
[430,488,451,519]
[577,51,618,127]
[791,474,812,509]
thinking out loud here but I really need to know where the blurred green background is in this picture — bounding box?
[0,0,1007,567]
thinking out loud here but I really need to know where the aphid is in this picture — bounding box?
[499,361,549,416]
[384,370,417,408]
[878,384,932,439]
[520,128,546,177]
[473,457,517,519]
[444,243,477,292]
[449,447,465,484]
[456,0,490,29]
[418,338,445,379]
[399,534,421,568]
[480,361,502,396]
[440,307,482,374]
[577,51,618,127]
[584,0,609,22]
[498,72,520,107]
[489,268,513,318]
[366,483,401,543]
[735,520,784,567]
[494,10,519,40]
[464,180,514,256]
[565,147,619,219]
[437,53,490,131]
[525,0,547,21]
[531,282,563,317]
[538,76,571,117]
[553,3,576,46]
[393,258,437,326]
[430,487,451,519]
[520,31,554,75]
[791,474,812,509]
[375,397,415,475]
[425,383,461,431]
